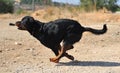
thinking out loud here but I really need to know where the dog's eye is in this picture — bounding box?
[21,21,26,25]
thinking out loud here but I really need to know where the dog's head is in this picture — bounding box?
[16,16,35,30]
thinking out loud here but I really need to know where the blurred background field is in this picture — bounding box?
[0,1,120,73]
[0,0,120,25]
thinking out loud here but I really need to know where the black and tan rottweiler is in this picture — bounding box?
[10,16,107,63]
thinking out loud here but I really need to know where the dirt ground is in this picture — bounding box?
[0,12,120,73]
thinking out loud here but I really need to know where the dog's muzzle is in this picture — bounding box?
[15,21,26,30]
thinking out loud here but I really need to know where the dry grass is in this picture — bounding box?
[31,6,120,25]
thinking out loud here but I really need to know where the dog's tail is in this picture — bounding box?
[83,24,107,35]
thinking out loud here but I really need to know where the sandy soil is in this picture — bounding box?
[0,13,120,73]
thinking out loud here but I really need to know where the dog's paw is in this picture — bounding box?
[49,58,59,63]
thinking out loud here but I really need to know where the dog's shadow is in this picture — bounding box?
[57,60,120,67]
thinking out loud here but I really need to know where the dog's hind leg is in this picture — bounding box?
[64,53,74,60]
[50,45,74,63]
[58,45,74,60]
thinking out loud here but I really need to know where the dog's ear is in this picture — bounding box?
[28,16,35,23]
[21,16,35,23]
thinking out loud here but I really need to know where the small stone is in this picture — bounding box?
[13,60,17,63]
[0,50,2,53]
[15,42,22,45]
[26,48,35,51]
[41,61,44,63]
[11,48,15,50]
[5,49,10,51]
[74,50,78,52]
[116,32,120,35]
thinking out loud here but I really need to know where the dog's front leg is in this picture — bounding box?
[50,45,74,63]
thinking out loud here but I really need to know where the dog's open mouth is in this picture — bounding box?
[15,21,26,30]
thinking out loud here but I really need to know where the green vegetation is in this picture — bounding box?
[21,0,52,5]
[80,0,119,12]
[0,0,119,13]
[0,0,14,13]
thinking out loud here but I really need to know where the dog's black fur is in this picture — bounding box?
[14,16,107,62]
